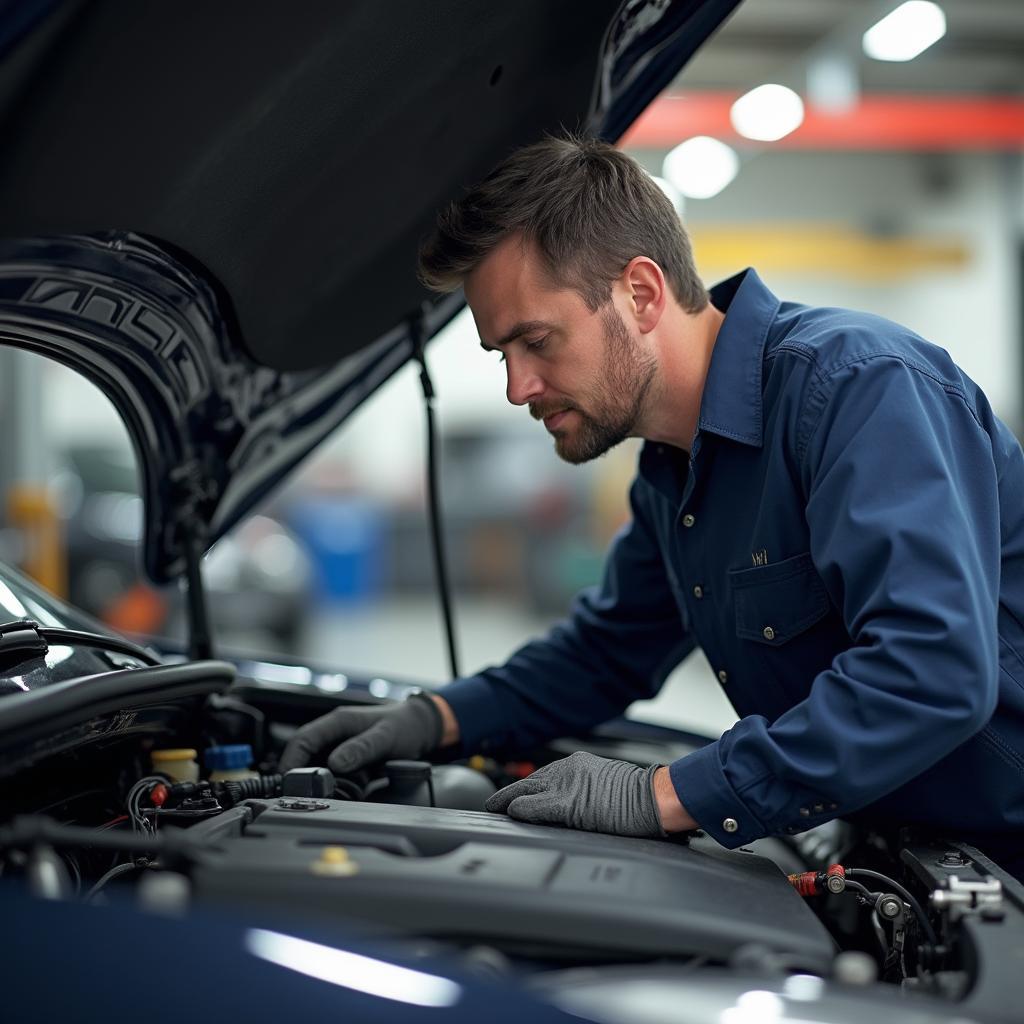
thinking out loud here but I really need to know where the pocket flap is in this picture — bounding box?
[729,551,829,645]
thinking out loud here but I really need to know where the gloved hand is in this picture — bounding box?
[278,694,443,776]
[484,751,666,838]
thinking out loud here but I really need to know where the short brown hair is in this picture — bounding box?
[418,133,708,314]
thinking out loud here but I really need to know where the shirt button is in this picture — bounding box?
[682,514,695,528]
[723,818,739,833]
[717,670,728,684]
[813,803,824,813]
[693,584,704,599]
[762,626,775,641]
[799,807,810,817]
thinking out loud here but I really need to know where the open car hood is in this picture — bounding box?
[0,0,739,583]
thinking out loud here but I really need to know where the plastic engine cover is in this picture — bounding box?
[188,798,836,967]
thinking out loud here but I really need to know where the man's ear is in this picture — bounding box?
[622,256,666,334]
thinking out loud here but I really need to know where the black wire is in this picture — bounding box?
[842,878,873,899]
[1,621,161,666]
[63,851,82,896]
[38,626,160,665]
[0,816,201,864]
[415,337,460,680]
[846,868,939,946]
[85,861,146,902]
[333,777,365,802]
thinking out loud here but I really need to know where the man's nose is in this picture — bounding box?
[505,355,544,407]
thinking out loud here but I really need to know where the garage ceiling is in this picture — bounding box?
[676,0,1024,96]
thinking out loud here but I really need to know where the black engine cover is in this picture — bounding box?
[189,798,835,967]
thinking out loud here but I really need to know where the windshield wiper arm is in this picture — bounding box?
[0,619,161,672]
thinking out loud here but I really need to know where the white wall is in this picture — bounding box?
[636,148,1023,428]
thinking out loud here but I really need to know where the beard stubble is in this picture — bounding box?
[539,305,657,465]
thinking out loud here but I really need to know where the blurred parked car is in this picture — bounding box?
[55,444,311,649]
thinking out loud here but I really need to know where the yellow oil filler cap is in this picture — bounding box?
[151,748,200,784]
[312,846,359,877]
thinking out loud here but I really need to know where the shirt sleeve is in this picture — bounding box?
[669,355,1002,848]
[440,477,696,755]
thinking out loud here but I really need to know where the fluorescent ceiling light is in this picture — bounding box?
[662,136,739,200]
[730,84,805,142]
[245,929,463,1008]
[863,2,946,62]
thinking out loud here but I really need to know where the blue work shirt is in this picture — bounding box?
[442,268,1024,853]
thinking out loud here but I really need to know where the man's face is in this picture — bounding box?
[464,236,656,464]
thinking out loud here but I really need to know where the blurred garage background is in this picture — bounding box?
[0,0,1021,739]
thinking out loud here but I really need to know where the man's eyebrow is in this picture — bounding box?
[479,320,554,352]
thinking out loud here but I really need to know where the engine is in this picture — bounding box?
[1,679,1022,1024]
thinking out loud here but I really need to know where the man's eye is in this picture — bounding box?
[494,337,547,363]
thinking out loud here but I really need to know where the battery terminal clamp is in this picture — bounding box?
[788,862,846,896]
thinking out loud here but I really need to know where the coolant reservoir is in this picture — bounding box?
[151,748,200,783]
[378,760,496,810]
[205,744,260,782]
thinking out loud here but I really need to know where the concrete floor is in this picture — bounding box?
[299,595,739,739]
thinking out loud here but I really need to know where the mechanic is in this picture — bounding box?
[282,134,1024,879]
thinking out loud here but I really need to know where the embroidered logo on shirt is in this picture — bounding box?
[751,548,769,567]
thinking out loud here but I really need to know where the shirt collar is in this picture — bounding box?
[696,267,781,449]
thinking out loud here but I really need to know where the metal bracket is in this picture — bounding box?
[0,619,48,671]
[931,875,1003,920]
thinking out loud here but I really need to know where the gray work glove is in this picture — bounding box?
[484,751,666,838]
[278,694,443,776]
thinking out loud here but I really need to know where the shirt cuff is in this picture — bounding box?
[668,740,766,848]
[436,675,510,756]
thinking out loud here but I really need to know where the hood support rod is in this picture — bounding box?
[412,313,460,681]
[183,533,214,661]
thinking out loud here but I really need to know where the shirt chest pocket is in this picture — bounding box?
[728,551,830,645]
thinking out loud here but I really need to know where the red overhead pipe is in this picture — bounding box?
[622,93,1024,151]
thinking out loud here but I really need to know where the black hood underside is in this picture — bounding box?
[0,0,740,581]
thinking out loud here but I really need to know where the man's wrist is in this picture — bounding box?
[653,765,699,832]
[430,694,461,747]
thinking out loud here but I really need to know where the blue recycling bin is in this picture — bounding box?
[288,497,386,604]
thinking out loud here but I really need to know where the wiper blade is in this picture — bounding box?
[0,619,161,673]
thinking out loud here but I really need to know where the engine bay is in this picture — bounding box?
[1,662,1022,1022]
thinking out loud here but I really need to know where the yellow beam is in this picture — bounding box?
[689,223,969,280]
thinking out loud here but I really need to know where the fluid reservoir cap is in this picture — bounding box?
[204,744,253,771]
[151,748,199,783]
[152,748,198,763]
[282,766,335,798]
[385,760,432,782]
